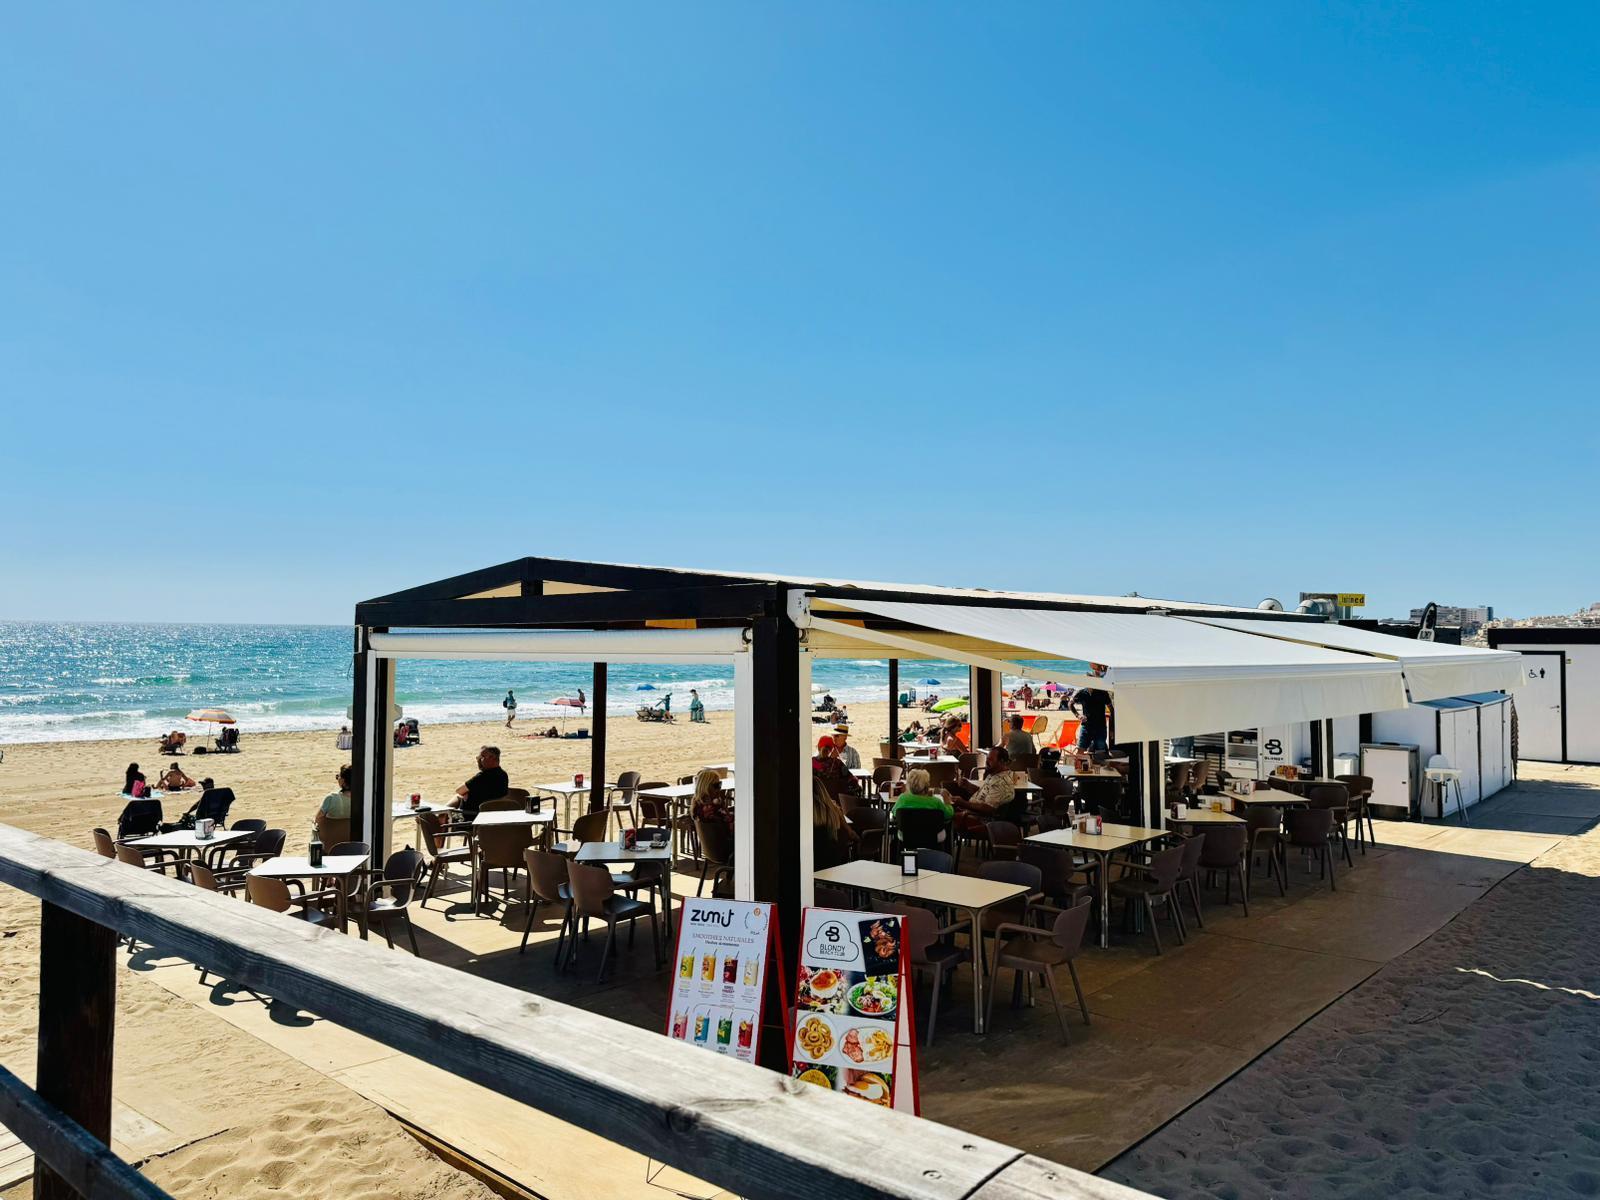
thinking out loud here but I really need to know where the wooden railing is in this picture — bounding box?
[0,824,1152,1200]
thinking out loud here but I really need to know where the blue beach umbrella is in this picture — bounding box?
[636,683,657,691]
[919,678,942,686]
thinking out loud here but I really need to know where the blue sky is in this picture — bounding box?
[3,3,1596,624]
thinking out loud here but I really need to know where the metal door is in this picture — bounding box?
[1517,652,1565,762]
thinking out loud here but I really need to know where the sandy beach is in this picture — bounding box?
[0,703,900,1199]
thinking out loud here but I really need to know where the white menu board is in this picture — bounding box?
[788,907,918,1114]
[665,898,775,1064]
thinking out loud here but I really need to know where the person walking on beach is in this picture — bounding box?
[502,689,517,729]
[576,687,586,715]
[689,688,706,723]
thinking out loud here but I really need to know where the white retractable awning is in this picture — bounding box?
[1175,617,1523,702]
[819,599,1408,742]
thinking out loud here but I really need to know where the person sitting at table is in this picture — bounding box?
[449,746,509,821]
[157,762,196,791]
[812,737,862,801]
[123,762,147,797]
[950,747,1026,824]
[692,768,734,834]
[831,724,861,770]
[891,768,954,822]
[1004,714,1037,765]
[940,717,966,757]
[812,776,858,870]
[317,764,353,823]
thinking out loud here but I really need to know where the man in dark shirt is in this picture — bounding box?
[1072,688,1112,755]
[451,746,509,820]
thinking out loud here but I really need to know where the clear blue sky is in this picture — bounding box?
[3,3,1595,625]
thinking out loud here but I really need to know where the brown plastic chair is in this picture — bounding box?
[1109,841,1187,954]
[845,807,888,862]
[1306,783,1353,867]
[519,848,574,958]
[183,860,228,983]
[1173,832,1208,930]
[554,809,611,856]
[359,847,427,954]
[91,828,116,858]
[985,896,1094,1043]
[1019,842,1096,912]
[245,872,339,928]
[476,796,521,813]
[115,841,180,875]
[1191,759,1214,794]
[607,770,642,835]
[1196,823,1250,914]
[984,819,1023,862]
[1284,807,1337,890]
[1336,774,1377,852]
[976,860,1041,967]
[563,860,659,981]
[695,817,734,897]
[1244,805,1286,897]
[473,822,534,916]
[314,812,350,850]
[870,764,903,797]
[888,903,971,1047]
[418,811,473,904]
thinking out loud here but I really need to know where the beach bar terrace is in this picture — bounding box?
[350,556,1525,942]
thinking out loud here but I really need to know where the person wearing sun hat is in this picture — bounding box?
[831,724,861,771]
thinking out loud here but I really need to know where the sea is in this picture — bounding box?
[0,621,1009,745]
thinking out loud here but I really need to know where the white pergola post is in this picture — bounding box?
[796,642,814,909]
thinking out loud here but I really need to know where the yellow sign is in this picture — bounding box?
[1336,593,1366,608]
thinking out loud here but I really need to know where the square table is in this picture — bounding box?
[473,809,555,829]
[124,828,253,854]
[814,860,915,894]
[890,871,1035,1034]
[575,840,676,938]
[1230,790,1309,808]
[249,854,371,931]
[533,780,613,828]
[1167,810,1245,827]
[1027,822,1167,948]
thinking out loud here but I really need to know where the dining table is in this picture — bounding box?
[575,839,676,939]
[124,827,254,867]
[811,861,1034,1034]
[532,780,614,828]
[248,853,371,931]
[1025,822,1168,948]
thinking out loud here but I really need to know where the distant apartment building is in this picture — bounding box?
[1411,604,1494,631]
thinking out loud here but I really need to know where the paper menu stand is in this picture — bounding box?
[789,907,919,1116]
[664,898,784,1065]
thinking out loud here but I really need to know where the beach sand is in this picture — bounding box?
[1101,763,1600,1199]
[0,702,902,1199]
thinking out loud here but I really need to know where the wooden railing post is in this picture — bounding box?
[34,901,116,1200]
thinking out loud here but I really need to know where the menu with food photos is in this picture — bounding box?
[789,907,919,1114]
[665,898,778,1065]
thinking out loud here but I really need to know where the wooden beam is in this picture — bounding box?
[749,615,803,963]
[0,825,1152,1200]
[887,659,899,746]
[34,903,116,1200]
[590,664,607,813]
[363,559,535,605]
[0,1066,169,1200]
[975,668,996,749]
[356,585,777,630]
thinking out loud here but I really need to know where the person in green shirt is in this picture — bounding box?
[891,768,954,821]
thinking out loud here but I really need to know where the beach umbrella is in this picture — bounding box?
[931,697,969,713]
[1044,682,1063,694]
[186,708,236,725]
[919,678,942,686]
[636,683,657,691]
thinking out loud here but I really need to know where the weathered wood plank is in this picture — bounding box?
[35,901,118,1200]
[0,1066,170,1200]
[0,824,1150,1200]
[970,1156,1153,1200]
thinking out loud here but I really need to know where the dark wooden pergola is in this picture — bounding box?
[351,556,1285,943]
